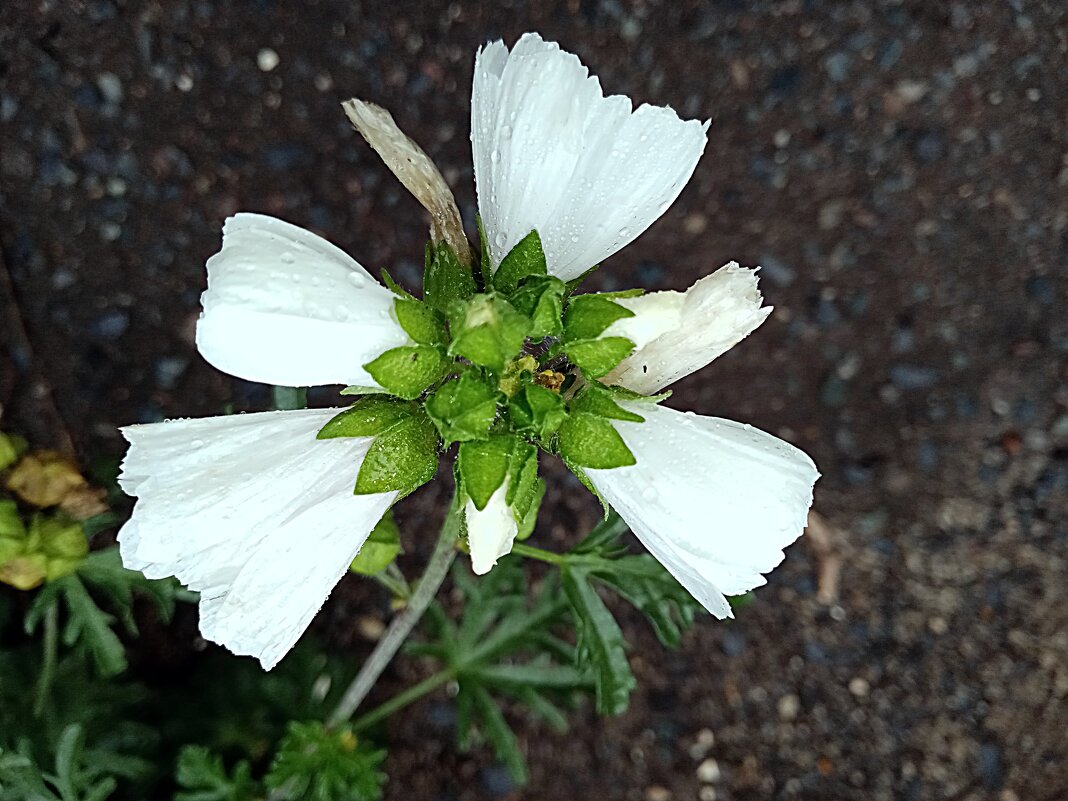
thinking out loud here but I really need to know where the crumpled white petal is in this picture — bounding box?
[465,481,519,575]
[196,213,409,388]
[585,402,818,618]
[117,408,397,669]
[602,263,772,395]
[472,32,708,282]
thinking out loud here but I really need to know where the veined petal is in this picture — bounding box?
[585,402,818,618]
[117,408,397,669]
[472,33,708,282]
[465,480,519,575]
[603,263,772,394]
[343,99,472,266]
[196,213,409,388]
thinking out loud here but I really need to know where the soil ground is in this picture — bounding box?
[2,1,1066,799]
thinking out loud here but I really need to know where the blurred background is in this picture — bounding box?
[1,1,1066,799]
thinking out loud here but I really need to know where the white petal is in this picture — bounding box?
[472,33,708,281]
[465,481,519,575]
[343,99,472,265]
[117,408,397,669]
[585,402,818,618]
[196,213,409,388]
[603,263,772,394]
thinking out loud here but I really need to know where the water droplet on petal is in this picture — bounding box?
[280,252,295,264]
[346,272,366,288]
[641,486,658,502]
[490,148,501,163]
[334,305,350,322]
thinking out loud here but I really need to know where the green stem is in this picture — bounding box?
[350,669,453,732]
[511,542,565,565]
[271,386,307,411]
[327,493,461,727]
[34,603,58,716]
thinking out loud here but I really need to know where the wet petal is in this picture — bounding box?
[196,213,408,388]
[586,402,818,617]
[472,33,708,281]
[465,481,519,575]
[118,408,397,669]
[603,263,771,394]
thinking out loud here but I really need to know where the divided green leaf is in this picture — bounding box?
[265,721,387,801]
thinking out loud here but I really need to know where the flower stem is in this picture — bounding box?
[511,542,565,565]
[350,669,453,732]
[327,495,460,727]
[33,602,58,716]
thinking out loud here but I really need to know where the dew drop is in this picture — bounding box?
[311,276,321,287]
[291,272,301,282]
[494,232,506,248]
[500,124,513,139]
[191,439,204,448]
[346,272,366,288]
[334,304,350,322]
[490,148,501,163]
[280,252,295,264]
[570,234,580,243]
[641,486,658,502]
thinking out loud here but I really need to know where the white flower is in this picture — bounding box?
[118,408,396,669]
[472,32,708,282]
[465,480,519,575]
[585,402,818,618]
[602,263,772,395]
[196,213,409,389]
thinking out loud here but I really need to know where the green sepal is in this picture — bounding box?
[340,385,389,396]
[571,382,645,422]
[380,268,416,299]
[476,214,492,288]
[350,510,402,576]
[448,294,531,372]
[355,407,439,498]
[563,337,635,378]
[563,294,634,341]
[565,265,599,294]
[425,374,501,444]
[509,276,566,339]
[424,241,476,313]
[317,396,420,439]
[557,413,636,470]
[508,384,567,442]
[363,345,447,400]
[457,434,518,511]
[493,229,547,296]
[393,298,446,346]
[506,444,543,540]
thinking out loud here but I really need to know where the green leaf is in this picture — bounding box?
[564,337,634,378]
[175,746,259,801]
[561,568,636,715]
[508,384,567,442]
[564,265,599,294]
[457,435,516,510]
[350,510,402,576]
[318,397,419,440]
[393,298,446,345]
[363,345,447,400]
[266,722,387,801]
[505,444,543,540]
[469,684,528,784]
[24,576,128,676]
[557,413,636,470]
[0,432,23,472]
[424,242,476,312]
[563,294,634,341]
[509,276,566,339]
[492,229,547,296]
[425,374,501,444]
[355,409,439,497]
[448,295,531,372]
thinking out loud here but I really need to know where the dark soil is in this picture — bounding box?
[2,1,1066,800]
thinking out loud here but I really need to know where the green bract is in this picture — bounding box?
[350,510,402,576]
